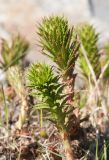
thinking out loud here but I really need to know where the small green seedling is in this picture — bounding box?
[27,62,75,160]
[38,16,80,125]
[0,34,29,71]
[77,23,101,81]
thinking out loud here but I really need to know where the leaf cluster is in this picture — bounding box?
[38,16,79,78]
[77,23,101,79]
[27,63,73,129]
[0,34,29,71]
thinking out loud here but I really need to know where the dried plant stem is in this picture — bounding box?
[97,59,109,84]
[80,44,97,85]
[64,77,75,105]
[16,96,28,129]
[60,128,74,160]
[88,60,109,102]
[7,66,29,129]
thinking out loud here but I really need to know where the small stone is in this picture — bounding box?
[0,155,6,160]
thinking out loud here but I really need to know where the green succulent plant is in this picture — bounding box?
[27,63,73,128]
[0,34,29,71]
[38,16,80,138]
[27,62,75,160]
[76,23,101,80]
[38,16,79,79]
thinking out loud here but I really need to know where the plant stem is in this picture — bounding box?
[60,128,74,160]
[16,96,28,129]
[40,109,43,128]
[2,85,9,128]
